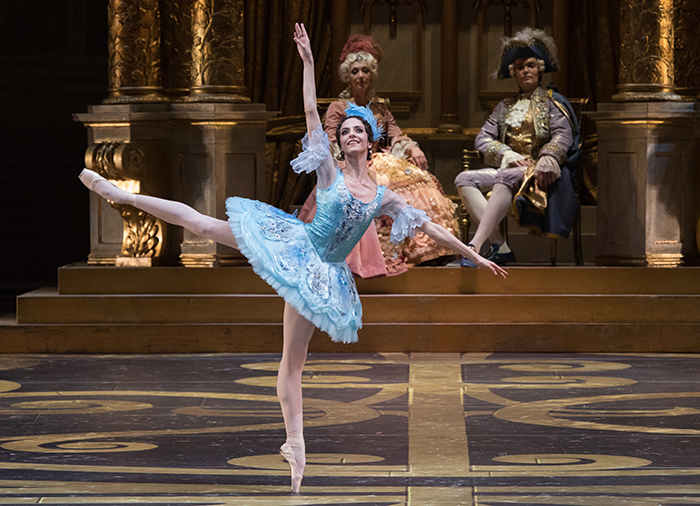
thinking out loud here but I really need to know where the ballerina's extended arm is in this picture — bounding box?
[418,221,506,278]
[381,190,507,278]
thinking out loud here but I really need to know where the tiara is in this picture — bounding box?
[344,102,384,141]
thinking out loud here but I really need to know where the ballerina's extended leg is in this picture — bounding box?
[277,302,315,492]
[79,169,238,249]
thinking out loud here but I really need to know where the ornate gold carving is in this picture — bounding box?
[187,0,249,103]
[105,0,167,103]
[160,0,195,100]
[85,142,166,265]
[85,143,146,180]
[614,0,681,101]
[116,206,165,262]
[673,0,700,98]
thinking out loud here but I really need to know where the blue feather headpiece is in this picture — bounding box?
[344,102,384,141]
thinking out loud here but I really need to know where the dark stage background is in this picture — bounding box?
[0,1,107,312]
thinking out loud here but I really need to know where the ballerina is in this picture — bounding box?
[79,23,506,493]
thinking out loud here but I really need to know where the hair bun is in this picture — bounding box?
[339,34,383,65]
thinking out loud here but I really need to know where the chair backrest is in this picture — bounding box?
[567,97,590,152]
[561,97,589,191]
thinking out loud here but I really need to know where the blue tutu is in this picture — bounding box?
[226,170,385,343]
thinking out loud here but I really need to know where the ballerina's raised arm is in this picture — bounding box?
[294,23,322,137]
[292,23,336,189]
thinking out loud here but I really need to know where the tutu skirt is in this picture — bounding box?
[226,197,362,343]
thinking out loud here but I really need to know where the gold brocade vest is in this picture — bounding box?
[498,87,551,161]
[504,107,536,159]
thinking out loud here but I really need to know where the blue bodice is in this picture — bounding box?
[305,170,385,263]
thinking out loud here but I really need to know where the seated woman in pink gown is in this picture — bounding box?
[299,34,459,278]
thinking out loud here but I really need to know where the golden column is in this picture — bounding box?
[105,0,168,103]
[187,0,250,102]
[161,0,195,100]
[673,0,700,99]
[613,0,681,101]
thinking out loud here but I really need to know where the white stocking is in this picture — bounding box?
[469,184,512,252]
[459,186,506,250]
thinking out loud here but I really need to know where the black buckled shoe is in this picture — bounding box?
[486,244,516,266]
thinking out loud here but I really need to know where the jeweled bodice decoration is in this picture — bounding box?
[305,171,385,262]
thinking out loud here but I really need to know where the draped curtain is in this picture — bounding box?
[566,0,621,204]
[567,0,621,106]
[244,0,332,210]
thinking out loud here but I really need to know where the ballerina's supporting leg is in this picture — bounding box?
[277,302,315,492]
[79,169,238,249]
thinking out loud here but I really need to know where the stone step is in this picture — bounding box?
[1,316,698,354]
[17,287,700,325]
[57,264,700,295]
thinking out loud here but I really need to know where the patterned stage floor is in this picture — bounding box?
[0,352,699,505]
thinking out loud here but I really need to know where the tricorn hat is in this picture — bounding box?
[495,27,559,80]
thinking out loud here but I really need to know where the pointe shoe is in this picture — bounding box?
[279,432,305,493]
[79,168,135,206]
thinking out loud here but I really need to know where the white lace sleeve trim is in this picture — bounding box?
[534,154,562,177]
[290,124,332,175]
[388,205,431,243]
[390,139,419,160]
[499,150,525,169]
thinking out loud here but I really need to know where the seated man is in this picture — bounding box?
[455,28,578,266]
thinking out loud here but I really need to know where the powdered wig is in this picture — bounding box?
[338,52,380,85]
[508,58,546,80]
[337,34,383,87]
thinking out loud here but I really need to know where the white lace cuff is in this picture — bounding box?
[534,155,561,178]
[388,205,431,243]
[499,150,525,169]
[391,139,419,160]
[290,124,332,174]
